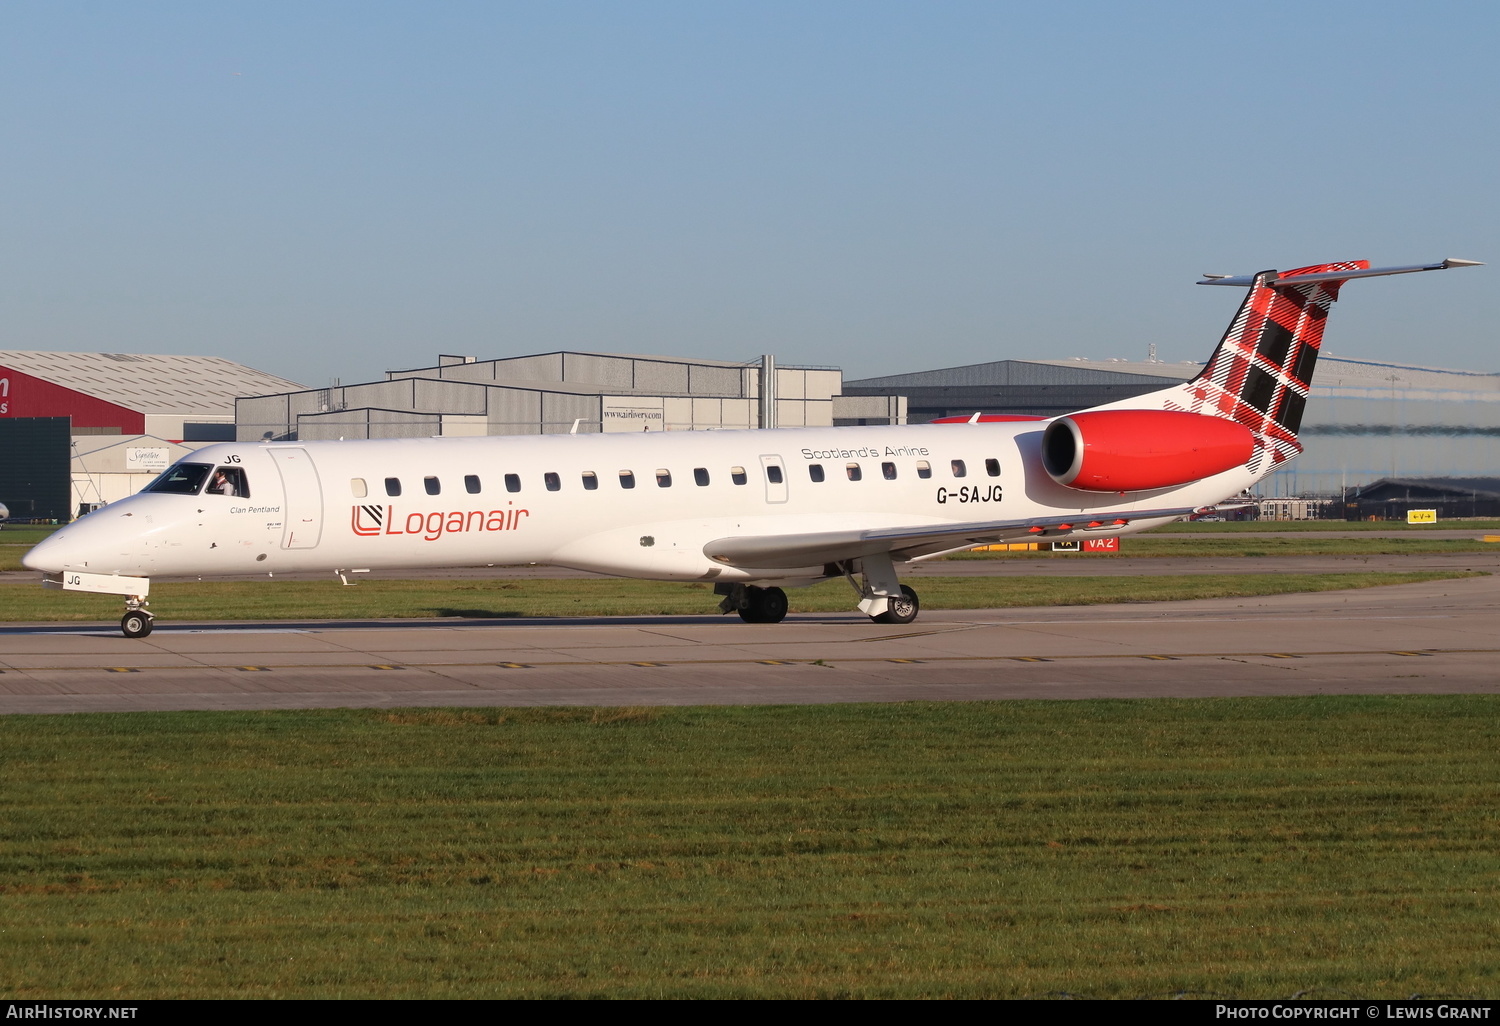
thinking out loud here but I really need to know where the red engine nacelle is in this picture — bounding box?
[1041,410,1255,492]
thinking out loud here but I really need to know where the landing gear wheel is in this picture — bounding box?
[121,611,153,639]
[872,585,919,625]
[737,586,789,624]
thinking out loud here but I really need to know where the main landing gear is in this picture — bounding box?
[872,585,920,625]
[717,583,789,623]
[715,551,923,627]
[841,551,920,625]
[121,595,153,639]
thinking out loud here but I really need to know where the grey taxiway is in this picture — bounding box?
[0,555,1496,714]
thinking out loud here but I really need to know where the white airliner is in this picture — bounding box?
[24,258,1481,638]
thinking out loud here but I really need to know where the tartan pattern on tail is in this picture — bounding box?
[1165,260,1368,476]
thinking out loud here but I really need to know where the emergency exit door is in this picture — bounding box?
[759,454,787,504]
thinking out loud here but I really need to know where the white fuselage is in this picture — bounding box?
[27,420,1255,583]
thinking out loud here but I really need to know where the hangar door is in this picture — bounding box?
[0,417,71,521]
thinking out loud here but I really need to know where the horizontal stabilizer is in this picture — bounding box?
[1198,258,1482,288]
[703,505,1199,568]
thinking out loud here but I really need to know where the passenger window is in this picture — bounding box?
[385,477,402,497]
[916,461,932,479]
[694,467,710,486]
[656,469,672,487]
[809,464,825,483]
[545,472,561,492]
[882,462,897,480]
[582,471,598,491]
[619,470,636,489]
[766,465,783,484]
[731,467,747,485]
[847,463,862,481]
[951,460,967,478]
[351,478,368,498]
[465,475,481,494]
[207,466,249,497]
[424,476,441,495]
[504,473,521,493]
[986,458,1001,477]
[147,462,212,495]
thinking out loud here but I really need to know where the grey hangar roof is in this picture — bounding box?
[0,350,305,417]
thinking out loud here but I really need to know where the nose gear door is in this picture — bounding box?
[268,447,324,549]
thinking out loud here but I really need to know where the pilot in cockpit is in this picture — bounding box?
[208,467,248,497]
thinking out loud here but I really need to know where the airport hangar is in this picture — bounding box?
[0,349,897,521]
[234,351,903,441]
[5,346,1498,520]
[844,355,1500,500]
[241,348,1500,503]
[0,350,304,520]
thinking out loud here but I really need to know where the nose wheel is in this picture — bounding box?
[121,595,153,639]
[121,611,153,638]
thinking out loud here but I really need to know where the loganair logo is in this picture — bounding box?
[351,504,530,541]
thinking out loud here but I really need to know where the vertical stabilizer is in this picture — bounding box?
[1168,260,1365,474]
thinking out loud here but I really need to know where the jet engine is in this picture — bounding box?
[1041,410,1255,492]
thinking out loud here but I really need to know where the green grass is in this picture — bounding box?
[4,536,1491,572]
[0,526,59,542]
[0,571,1477,622]
[1155,518,1500,533]
[7,522,1495,570]
[0,526,58,571]
[947,537,1499,559]
[1,697,1496,998]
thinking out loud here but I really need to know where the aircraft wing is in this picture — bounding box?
[703,505,1200,568]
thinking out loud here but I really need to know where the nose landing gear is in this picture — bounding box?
[38,573,157,638]
[121,596,153,639]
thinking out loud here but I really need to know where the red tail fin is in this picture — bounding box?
[1087,257,1478,478]
[1174,260,1366,472]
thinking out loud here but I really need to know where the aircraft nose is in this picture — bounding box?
[23,534,61,573]
[22,505,159,576]
[22,529,79,573]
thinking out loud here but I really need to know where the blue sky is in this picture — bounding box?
[3,1,1495,387]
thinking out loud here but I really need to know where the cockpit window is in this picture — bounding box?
[206,467,249,498]
[146,463,212,495]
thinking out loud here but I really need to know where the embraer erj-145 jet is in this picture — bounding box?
[24,258,1482,638]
